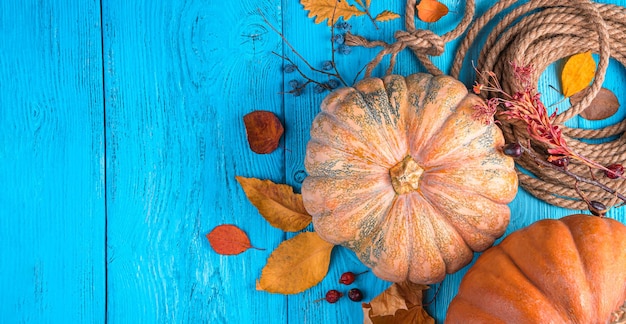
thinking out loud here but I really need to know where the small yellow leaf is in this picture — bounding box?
[375,10,401,22]
[300,0,365,25]
[561,51,596,97]
[257,232,335,294]
[416,0,449,23]
[236,176,312,232]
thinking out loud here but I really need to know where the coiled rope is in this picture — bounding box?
[347,0,626,210]
[452,0,626,210]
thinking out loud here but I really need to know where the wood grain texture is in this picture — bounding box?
[1,0,626,323]
[102,0,287,322]
[0,0,105,322]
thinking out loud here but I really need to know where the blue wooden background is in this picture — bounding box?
[1,0,625,322]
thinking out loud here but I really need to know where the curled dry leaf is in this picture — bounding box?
[206,224,258,255]
[363,281,434,324]
[243,110,284,154]
[256,231,335,294]
[300,0,365,26]
[570,87,620,120]
[416,0,449,23]
[561,51,596,98]
[374,10,401,22]
[236,176,312,232]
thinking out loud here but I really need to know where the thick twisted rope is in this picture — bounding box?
[451,0,626,210]
[345,0,475,76]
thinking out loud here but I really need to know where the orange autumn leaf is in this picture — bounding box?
[236,176,312,232]
[363,281,434,324]
[300,0,365,26]
[375,10,401,22]
[256,231,334,294]
[561,51,596,97]
[206,224,259,255]
[416,0,449,23]
[243,110,284,154]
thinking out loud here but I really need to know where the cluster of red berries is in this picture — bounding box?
[323,271,367,304]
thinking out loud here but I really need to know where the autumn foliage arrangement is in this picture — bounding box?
[210,0,626,323]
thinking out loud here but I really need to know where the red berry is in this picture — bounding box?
[339,272,356,285]
[502,143,522,158]
[325,289,343,303]
[589,200,607,216]
[549,156,569,168]
[348,288,363,302]
[605,163,624,179]
[339,270,368,285]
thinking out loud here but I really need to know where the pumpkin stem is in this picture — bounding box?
[389,155,424,195]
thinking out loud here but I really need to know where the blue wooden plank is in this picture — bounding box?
[102,0,287,322]
[0,0,105,322]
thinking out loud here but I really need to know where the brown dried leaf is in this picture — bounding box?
[256,231,334,294]
[206,224,254,255]
[416,0,449,23]
[363,282,434,324]
[300,0,365,26]
[561,52,596,97]
[570,87,620,120]
[375,10,401,22]
[243,110,284,154]
[236,176,312,232]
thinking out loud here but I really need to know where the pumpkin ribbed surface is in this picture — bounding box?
[446,214,626,323]
[301,73,518,284]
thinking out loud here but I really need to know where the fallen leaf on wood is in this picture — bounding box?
[236,176,312,232]
[363,281,434,324]
[375,10,401,22]
[561,51,596,97]
[416,0,449,23]
[243,110,284,154]
[206,224,259,255]
[256,231,334,294]
[570,87,620,120]
[300,0,365,25]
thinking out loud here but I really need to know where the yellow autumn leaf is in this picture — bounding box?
[256,231,335,294]
[561,51,596,97]
[300,0,365,26]
[236,176,312,232]
[375,10,401,22]
[416,0,449,23]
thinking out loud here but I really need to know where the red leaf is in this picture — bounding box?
[206,224,255,255]
[243,111,284,154]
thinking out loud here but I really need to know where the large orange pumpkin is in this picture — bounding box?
[446,214,626,323]
[301,73,518,284]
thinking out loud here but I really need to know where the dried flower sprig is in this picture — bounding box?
[473,63,626,181]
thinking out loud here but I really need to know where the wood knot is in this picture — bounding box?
[394,29,444,56]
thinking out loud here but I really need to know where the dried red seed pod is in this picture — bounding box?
[549,156,569,168]
[502,143,522,158]
[605,163,624,179]
[589,200,607,217]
